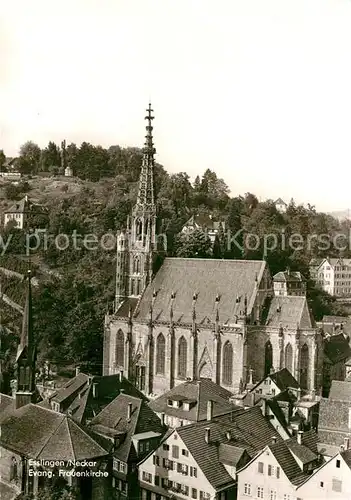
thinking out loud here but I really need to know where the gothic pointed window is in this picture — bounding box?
[285,343,293,374]
[136,219,143,240]
[264,341,273,376]
[115,329,124,368]
[10,457,18,481]
[178,336,187,379]
[134,257,141,274]
[300,344,309,389]
[222,341,233,385]
[156,333,166,375]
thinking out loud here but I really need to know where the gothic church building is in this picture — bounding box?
[103,105,323,397]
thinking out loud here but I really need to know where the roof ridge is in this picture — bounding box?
[34,411,66,459]
[66,417,76,460]
[68,418,107,457]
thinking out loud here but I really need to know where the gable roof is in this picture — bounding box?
[273,271,305,283]
[275,198,287,206]
[175,405,283,489]
[89,393,165,462]
[121,258,266,324]
[0,403,108,460]
[268,368,300,391]
[183,214,224,231]
[324,334,351,364]
[266,296,313,328]
[5,197,31,214]
[329,380,351,402]
[268,442,310,486]
[42,372,147,424]
[149,379,235,422]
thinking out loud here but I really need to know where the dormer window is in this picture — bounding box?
[167,399,173,407]
[183,402,190,411]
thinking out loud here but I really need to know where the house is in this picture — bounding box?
[249,368,300,399]
[297,447,351,499]
[138,405,285,500]
[39,369,147,424]
[148,378,237,428]
[88,392,166,499]
[273,269,306,297]
[317,387,351,459]
[309,258,324,281]
[318,315,351,340]
[275,198,287,213]
[0,401,111,499]
[310,257,351,297]
[237,431,321,500]
[4,195,31,229]
[180,214,226,243]
[322,334,351,396]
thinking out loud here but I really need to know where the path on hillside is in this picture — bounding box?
[0,292,24,314]
[0,266,39,286]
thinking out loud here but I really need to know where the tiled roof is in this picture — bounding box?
[89,393,165,462]
[126,258,266,324]
[218,443,249,466]
[45,373,147,424]
[273,271,305,282]
[329,380,351,402]
[341,449,351,469]
[183,214,224,231]
[266,296,313,328]
[0,393,13,415]
[149,379,236,422]
[5,197,30,214]
[176,405,283,489]
[324,334,351,364]
[0,403,108,460]
[318,398,351,447]
[268,442,310,486]
[322,315,350,324]
[309,258,324,267]
[116,297,139,317]
[275,198,287,205]
[287,439,318,465]
[269,368,300,391]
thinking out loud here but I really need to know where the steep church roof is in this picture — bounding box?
[266,296,313,329]
[123,258,266,324]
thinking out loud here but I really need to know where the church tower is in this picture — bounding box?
[115,104,157,310]
[14,270,37,409]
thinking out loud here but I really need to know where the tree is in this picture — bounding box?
[40,141,61,172]
[0,149,5,170]
[175,228,212,258]
[18,141,41,174]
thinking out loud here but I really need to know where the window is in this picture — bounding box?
[270,491,276,500]
[155,476,160,486]
[178,336,187,378]
[320,482,324,488]
[145,441,150,452]
[120,462,126,473]
[244,483,251,495]
[190,466,197,477]
[163,444,169,451]
[152,455,160,466]
[222,341,234,385]
[156,333,166,374]
[268,464,272,476]
[10,457,18,481]
[163,458,174,470]
[142,471,152,483]
[276,466,280,478]
[336,459,341,468]
[182,449,189,457]
[172,445,179,459]
[192,489,198,499]
[283,495,290,500]
[115,329,124,367]
[257,487,264,499]
[332,479,342,492]
[258,462,264,473]
[200,493,210,500]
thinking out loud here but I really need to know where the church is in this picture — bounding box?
[103,105,323,397]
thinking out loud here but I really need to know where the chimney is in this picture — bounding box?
[344,437,349,450]
[25,194,28,202]
[310,389,316,402]
[92,382,98,398]
[270,367,275,375]
[296,388,301,400]
[261,398,267,416]
[340,444,345,452]
[205,427,210,444]
[160,412,165,426]
[272,436,277,444]
[75,366,80,376]
[248,368,253,385]
[207,400,214,421]
[226,431,231,441]
[119,388,125,394]
[128,402,132,420]
[297,431,303,445]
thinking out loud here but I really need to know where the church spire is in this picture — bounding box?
[15,270,37,408]
[134,103,156,214]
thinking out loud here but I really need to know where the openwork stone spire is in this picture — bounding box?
[133,103,156,214]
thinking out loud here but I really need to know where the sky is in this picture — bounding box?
[1,0,351,212]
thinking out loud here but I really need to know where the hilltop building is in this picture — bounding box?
[180,214,226,243]
[3,195,31,229]
[103,105,324,399]
[310,257,351,297]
